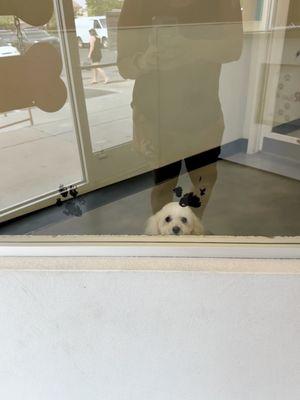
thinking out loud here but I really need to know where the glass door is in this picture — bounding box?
[256,0,300,149]
[0,0,152,223]
[0,0,94,223]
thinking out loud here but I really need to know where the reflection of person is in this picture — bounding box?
[88,28,108,84]
[117,0,243,217]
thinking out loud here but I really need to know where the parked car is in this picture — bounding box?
[0,30,19,47]
[22,28,60,52]
[0,38,20,57]
[75,16,108,48]
[0,28,60,52]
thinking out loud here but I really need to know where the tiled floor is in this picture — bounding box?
[1,158,299,237]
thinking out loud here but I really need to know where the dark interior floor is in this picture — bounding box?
[1,159,299,237]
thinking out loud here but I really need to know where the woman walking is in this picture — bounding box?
[88,28,108,84]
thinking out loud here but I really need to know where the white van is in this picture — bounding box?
[75,16,108,48]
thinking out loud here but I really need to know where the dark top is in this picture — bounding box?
[91,36,102,63]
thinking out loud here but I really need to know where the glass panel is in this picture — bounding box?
[75,15,132,153]
[0,0,299,238]
[0,8,84,213]
[272,64,300,139]
[100,18,107,29]
[271,23,300,140]
[94,20,101,29]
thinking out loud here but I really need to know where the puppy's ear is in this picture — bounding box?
[145,215,159,235]
[191,214,204,235]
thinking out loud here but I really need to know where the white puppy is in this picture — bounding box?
[145,202,204,235]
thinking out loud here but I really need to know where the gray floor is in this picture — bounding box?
[17,158,299,237]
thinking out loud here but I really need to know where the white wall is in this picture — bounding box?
[0,264,299,400]
[220,34,252,144]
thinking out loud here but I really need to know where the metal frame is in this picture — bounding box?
[246,0,292,154]
[0,235,299,258]
[54,0,94,180]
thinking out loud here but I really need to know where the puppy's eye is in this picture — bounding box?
[165,216,172,223]
[181,217,188,224]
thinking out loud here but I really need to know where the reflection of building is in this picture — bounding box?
[106,9,121,49]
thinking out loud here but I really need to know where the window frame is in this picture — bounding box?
[1,0,299,258]
[0,236,299,258]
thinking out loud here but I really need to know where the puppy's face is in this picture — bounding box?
[146,202,203,235]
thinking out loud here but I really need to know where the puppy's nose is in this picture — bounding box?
[172,226,181,235]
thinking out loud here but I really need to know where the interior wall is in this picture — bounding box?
[0,261,299,400]
[220,33,252,145]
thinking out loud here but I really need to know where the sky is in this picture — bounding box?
[76,0,86,7]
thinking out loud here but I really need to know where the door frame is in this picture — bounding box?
[0,235,300,259]
[245,0,292,154]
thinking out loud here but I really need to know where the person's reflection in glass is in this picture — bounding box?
[117,0,243,221]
